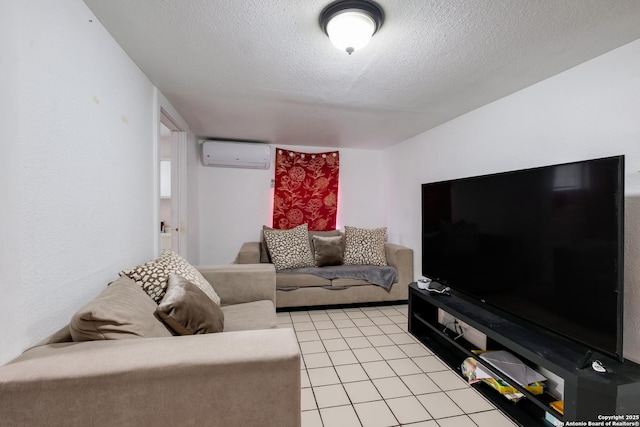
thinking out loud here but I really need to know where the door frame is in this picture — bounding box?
[153,88,189,258]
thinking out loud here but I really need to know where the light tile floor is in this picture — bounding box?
[278,304,518,427]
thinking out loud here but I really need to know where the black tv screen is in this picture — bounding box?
[422,156,625,361]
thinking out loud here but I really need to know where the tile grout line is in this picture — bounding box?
[292,305,510,427]
[302,306,443,426]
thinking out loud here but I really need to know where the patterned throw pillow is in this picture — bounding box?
[120,250,221,305]
[119,260,166,302]
[263,224,315,270]
[343,226,388,266]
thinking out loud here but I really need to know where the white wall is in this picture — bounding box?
[0,0,159,364]
[186,132,201,263]
[385,39,640,362]
[0,1,24,364]
[197,145,387,264]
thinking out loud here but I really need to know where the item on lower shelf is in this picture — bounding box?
[545,410,562,425]
[503,392,526,403]
[461,356,546,403]
[461,357,494,384]
[550,400,564,415]
[479,350,547,387]
[481,377,545,396]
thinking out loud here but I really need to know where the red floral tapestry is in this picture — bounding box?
[273,148,340,231]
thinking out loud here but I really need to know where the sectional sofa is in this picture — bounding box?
[0,260,301,427]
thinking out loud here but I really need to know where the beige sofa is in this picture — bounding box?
[236,242,413,308]
[0,264,301,427]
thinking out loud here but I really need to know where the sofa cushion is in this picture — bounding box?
[312,235,344,267]
[263,224,315,270]
[276,273,332,288]
[120,250,220,305]
[343,226,388,266]
[221,300,277,331]
[331,278,374,287]
[156,274,224,335]
[70,276,172,341]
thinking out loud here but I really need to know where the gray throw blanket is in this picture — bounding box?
[278,265,397,289]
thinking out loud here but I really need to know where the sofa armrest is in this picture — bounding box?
[197,264,276,306]
[234,241,261,264]
[385,243,414,286]
[0,329,301,427]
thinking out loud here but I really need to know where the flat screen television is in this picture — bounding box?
[421,156,625,361]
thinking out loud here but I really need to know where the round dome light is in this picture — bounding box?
[320,1,384,55]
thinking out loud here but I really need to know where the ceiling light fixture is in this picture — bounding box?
[320,0,384,55]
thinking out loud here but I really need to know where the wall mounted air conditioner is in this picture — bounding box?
[201,140,271,169]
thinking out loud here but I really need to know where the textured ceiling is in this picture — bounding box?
[83,0,640,149]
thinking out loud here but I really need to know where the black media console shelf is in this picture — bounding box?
[408,283,640,425]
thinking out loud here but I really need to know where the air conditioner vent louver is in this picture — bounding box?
[201,140,271,169]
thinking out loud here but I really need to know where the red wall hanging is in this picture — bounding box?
[272,148,339,231]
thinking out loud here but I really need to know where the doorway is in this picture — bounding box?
[159,122,173,251]
[158,110,187,256]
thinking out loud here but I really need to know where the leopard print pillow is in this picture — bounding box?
[263,224,315,270]
[120,260,167,303]
[120,250,221,305]
[343,226,388,266]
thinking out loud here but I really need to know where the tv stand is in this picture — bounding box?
[408,283,640,425]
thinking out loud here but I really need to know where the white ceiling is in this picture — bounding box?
[83,0,640,150]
